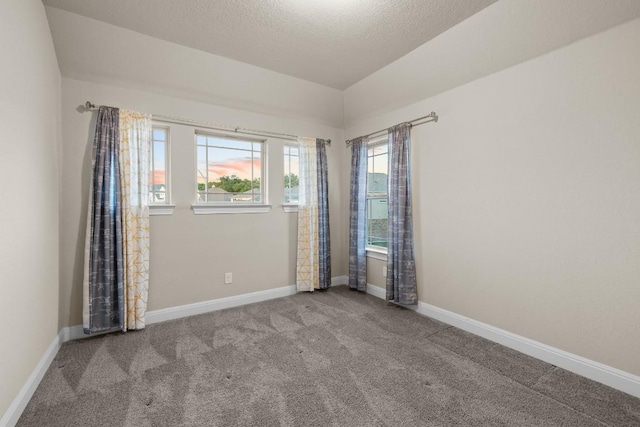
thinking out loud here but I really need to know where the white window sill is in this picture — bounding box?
[149,204,176,216]
[282,204,299,213]
[366,247,388,261]
[191,204,272,215]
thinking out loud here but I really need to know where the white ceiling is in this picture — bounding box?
[40,0,497,89]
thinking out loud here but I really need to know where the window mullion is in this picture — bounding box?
[195,133,266,207]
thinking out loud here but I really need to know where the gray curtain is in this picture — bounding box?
[386,123,418,304]
[316,139,332,289]
[349,137,368,291]
[84,106,125,333]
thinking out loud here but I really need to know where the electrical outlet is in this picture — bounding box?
[382,266,387,278]
[224,272,232,284]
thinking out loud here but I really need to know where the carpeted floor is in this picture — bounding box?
[18,286,640,426]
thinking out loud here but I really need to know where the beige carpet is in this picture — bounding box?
[18,286,640,426]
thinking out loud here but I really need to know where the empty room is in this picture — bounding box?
[1,0,639,425]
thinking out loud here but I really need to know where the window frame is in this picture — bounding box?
[366,135,389,255]
[192,130,271,215]
[283,142,300,213]
[149,125,175,216]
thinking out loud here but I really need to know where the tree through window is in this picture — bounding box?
[196,132,264,204]
[284,144,299,203]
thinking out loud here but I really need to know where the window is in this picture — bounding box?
[367,138,388,251]
[284,144,299,204]
[195,132,265,205]
[149,126,171,205]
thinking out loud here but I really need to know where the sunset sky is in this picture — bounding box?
[151,169,165,185]
[204,157,260,180]
[151,134,302,186]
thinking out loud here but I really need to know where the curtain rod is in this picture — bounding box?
[345,111,438,146]
[84,102,331,145]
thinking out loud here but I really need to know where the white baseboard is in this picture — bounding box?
[0,332,62,427]
[61,285,297,341]
[365,283,640,399]
[61,276,351,343]
[364,282,387,300]
[145,284,298,324]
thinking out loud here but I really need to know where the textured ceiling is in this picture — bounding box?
[40,0,497,89]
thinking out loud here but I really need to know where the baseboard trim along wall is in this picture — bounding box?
[365,283,640,399]
[60,275,350,342]
[0,331,62,427]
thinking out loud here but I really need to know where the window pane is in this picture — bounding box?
[150,127,169,205]
[252,150,262,190]
[153,129,166,141]
[153,141,166,186]
[368,162,387,194]
[377,152,388,175]
[367,143,388,195]
[196,133,264,204]
[370,144,388,156]
[284,145,299,204]
[210,147,253,182]
[196,145,208,190]
[367,141,389,249]
[152,191,166,203]
[367,197,388,248]
[367,155,374,192]
[205,192,229,203]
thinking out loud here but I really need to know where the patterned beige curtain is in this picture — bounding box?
[119,110,152,330]
[296,137,319,292]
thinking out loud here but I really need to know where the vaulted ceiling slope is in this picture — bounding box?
[43,1,640,127]
[344,0,640,124]
[41,0,497,89]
